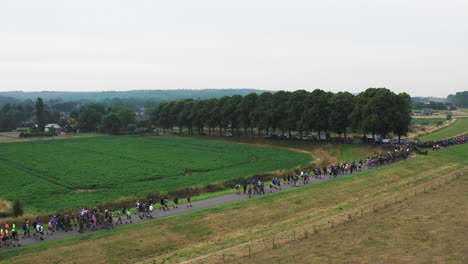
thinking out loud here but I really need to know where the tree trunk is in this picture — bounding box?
[251,127,254,137]
[244,127,247,137]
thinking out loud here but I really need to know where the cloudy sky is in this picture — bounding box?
[0,0,466,97]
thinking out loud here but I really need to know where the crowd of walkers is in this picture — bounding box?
[235,143,414,200]
[416,134,468,150]
[1,136,466,249]
[0,194,194,248]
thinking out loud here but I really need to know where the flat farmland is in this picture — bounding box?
[0,135,311,213]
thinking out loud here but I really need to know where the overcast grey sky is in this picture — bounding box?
[1,0,467,97]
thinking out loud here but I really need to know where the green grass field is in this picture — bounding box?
[1,143,465,264]
[0,135,311,213]
[418,118,468,141]
[410,118,446,125]
[203,137,380,166]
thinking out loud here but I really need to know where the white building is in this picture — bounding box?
[45,123,62,132]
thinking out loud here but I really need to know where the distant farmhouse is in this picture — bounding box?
[45,123,62,133]
[421,108,432,116]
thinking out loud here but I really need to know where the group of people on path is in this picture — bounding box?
[1,137,465,249]
[0,222,20,247]
[234,142,414,198]
[417,134,467,150]
[0,194,194,248]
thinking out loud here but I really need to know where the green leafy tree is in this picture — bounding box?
[218,96,231,135]
[447,91,468,107]
[328,92,355,139]
[392,93,412,143]
[1,108,24,129]
[238,93,258,136]
[271,91,290,135]
[226,95,242,135]
[116,107,136,129]
[286,90,308,137]
[193,100,208,134]
[256,92,274,136]
[303,89,331,139]
[35,97,46,131]
[79,108,102,131]
[205,98,220,135]
[102,113,121,134]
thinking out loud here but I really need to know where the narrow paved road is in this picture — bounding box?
[1,159,406,250]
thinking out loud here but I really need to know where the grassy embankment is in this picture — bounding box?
[235,168,468,264]
[417,118,468,141]
[1,143,465,264]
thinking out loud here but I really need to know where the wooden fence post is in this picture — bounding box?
[248,245,251,259]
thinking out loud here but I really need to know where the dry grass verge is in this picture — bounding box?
[227,171,467,264]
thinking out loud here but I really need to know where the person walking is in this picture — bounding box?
[115,210,123,225]
[186,194,192,207]
[22,220,30,238]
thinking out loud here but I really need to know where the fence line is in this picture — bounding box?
[182,171,462,264]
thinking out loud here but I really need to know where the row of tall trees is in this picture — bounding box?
[447,91,468,107]
[151,88,412,140]
[412,101,453,110]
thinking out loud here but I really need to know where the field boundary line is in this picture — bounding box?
[0,158,74,190]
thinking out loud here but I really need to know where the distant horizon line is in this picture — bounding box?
[0,88,459,98]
